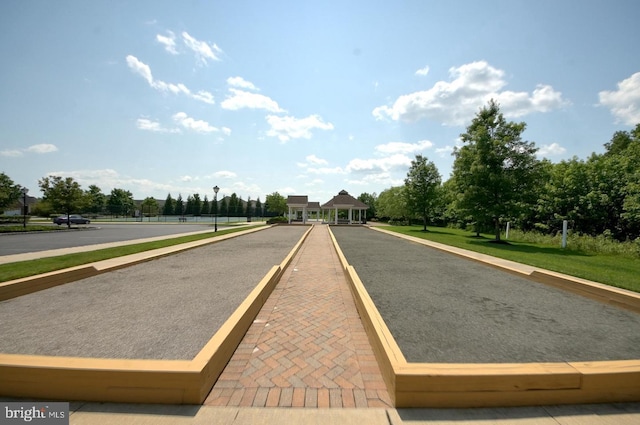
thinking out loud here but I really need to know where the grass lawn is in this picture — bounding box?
[384,225,640,293]
[0,226,255,283]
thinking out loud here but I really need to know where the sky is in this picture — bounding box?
[1,1,639,204]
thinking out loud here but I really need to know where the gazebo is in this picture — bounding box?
[286,195,309,224]
[321,190,369,224]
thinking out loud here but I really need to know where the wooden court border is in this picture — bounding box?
[0,225,313,404]
[329,225,640,408]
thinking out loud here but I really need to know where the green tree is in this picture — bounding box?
[255,197,263,217]
[163,193,175,216]
[219,196,228,216]
[265,192,287,216]
[452,100,540,241]
[404,155,441,231]
[246,196,253,218]
[141,197,159,219]
[38,175,85,227]
[85,185,106,215]
[357,192,377,220]
[174,194,184,216]
[0,172,22,211]
[376,186,409,222]
[228,193,239,216]
[202,195,210,215]
[106,188,135,217]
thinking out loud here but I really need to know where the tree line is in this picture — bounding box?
[369,100,640,243]
[3,99,637,241]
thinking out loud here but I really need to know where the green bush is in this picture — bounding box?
[266,216,289,224]
[507,229,639,258]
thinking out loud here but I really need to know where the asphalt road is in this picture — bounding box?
[0,226,307,359]
[331,226,640,364]
[0,223,226,256]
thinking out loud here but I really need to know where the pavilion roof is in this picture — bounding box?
[287,195,308,206]
[321,190,368,209]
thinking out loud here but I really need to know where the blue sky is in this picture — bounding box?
[1,1,639,204]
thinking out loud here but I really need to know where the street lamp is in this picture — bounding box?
[213,185,219,232]
[21,187,29,229]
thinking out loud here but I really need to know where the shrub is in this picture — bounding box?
[266,216,289,224]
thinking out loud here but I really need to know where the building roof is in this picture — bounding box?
[321,190,368,209]
[287,195,309,206]
[307,202,321,209]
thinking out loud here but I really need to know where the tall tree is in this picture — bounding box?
[174,194,184,216]
[106,188,135,217]
[38,176,85,228]
[357,192,377,220]
[452,100,540,241]
[404,155,441,231]
[141,197,159,219]
[192,193,202,216]
[219,196,228,216]
[245,196,253,218]
[228,193,239,216]
[0,172,22,210]
[376,186,409,222]
[255,197,263,217]
[265,192,287,216]
[202,195,210,215]
[85,185,106,215]
[163,193,175,216]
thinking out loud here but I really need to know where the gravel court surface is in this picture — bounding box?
[330,226,640,363]
[0,226,308,360]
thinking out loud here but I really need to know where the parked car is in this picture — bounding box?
[53,214,91,225]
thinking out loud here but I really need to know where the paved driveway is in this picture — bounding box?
[0,223,221,255]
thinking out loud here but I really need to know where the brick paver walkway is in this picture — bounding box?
[204,224,391,408]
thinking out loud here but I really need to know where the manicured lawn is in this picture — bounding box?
[0,226,254,282]
[384,225,640,293]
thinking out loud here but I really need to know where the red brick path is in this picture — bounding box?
[204,224,391,408]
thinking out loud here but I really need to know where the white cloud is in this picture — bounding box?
[221,88,284,112]
[305,154,328,165]
[373,61,568,126]
[191,90,215,105]
[0,149,23,157]
[227,76,258,91]
[221,127,232,136]
[1,144,58,157]
[214,170,237,179]
[126,55,153,86]
[126,55,215,105]
[156,31,178,54]
[172,112,219,134]
[46,169,178,197]
[181,31,223,65]
[599,72,640,125]
[415,65,430,76]
[306,166,345,175]
[537,142,567,157]
[180,175,195,182]
[136,118,180,133]
[375,140,433,155]
[265,114,334,142]
[306,179,324,186]
[346,153,412,174]
[26,144,58,154]
[435,146,454,157]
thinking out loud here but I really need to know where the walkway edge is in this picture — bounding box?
[329,226,640,408]
[0,225,313,404]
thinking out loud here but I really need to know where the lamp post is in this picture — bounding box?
[21,187,29,229]
[213,185,219,232]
